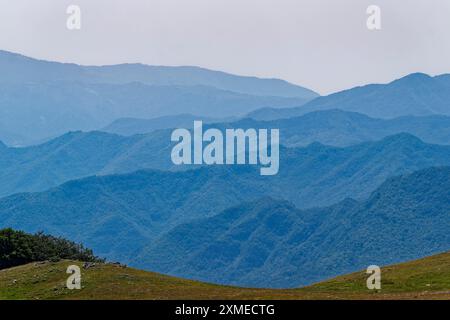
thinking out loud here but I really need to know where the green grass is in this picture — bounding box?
[1,251,450,300]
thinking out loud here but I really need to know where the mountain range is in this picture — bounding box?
[248,73,450,120]
[0,134,449,264]
[4,50,450,147]
[1,49,449,292]
[0,50,318,99]
[100,109,450,146]
[135,167,450,288]
[102,114,235,136]
[1,166,448,288]
[0,109,449,198]
[0,50,317,146]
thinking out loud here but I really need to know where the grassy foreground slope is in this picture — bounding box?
[1,252,449,300]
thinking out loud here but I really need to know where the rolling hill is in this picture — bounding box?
[1,251,450,300]
[248,73,450,121]
[135,167,450,288]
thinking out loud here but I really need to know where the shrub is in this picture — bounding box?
[0,228,103,269]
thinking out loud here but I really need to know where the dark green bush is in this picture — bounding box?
[0,228,103,269]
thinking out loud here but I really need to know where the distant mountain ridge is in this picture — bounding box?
[248,73,450,120]
[0,50,318,99]
[0,50,317,145]
[0,81,308,146]
[135,167,450,288]
[101,110,450,145]
[1,166,448,288]
[245,110,450,147]
[0,135,449,266]
[102,114,236,136]
[0,114,450,198]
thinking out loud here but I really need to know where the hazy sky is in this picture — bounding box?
[0,0,449,94]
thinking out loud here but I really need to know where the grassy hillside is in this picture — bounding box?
[1,252,449,300]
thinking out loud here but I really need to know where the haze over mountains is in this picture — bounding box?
[136,167,450,288]
[102,109,450,146]
[0,134,449,261]
[1,49,449,290]
[102,114,234,136]
[1,127,449,202]
[0,51,318,99]
[3,50,450,146]
[0,50,317,146]
[1,165,447,288]
[248,73,450,121]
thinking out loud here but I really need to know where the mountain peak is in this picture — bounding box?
[406,72,432,78]
[368,166,450,207]
[392,72,433,85]
[377,133,425,146]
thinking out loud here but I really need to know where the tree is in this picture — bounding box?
[0,228,103,270]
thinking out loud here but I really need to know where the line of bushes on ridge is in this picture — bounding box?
[0,228,103,270]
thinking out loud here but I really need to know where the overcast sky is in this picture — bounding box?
[0,0,449,94]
